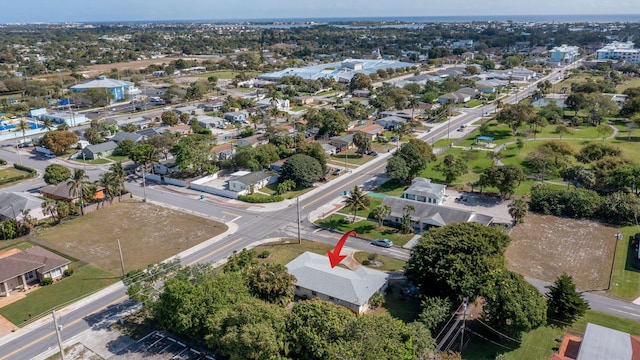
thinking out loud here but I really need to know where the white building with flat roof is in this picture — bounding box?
[548,44,581,66]
[596,41,640,64]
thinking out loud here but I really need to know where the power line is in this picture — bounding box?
[475,319,522,344]
[464,327,515,351]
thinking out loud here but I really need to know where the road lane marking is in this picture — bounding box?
[302,161,387,210]
[187,237,244,266]
[610,308,640,318]
[222,211,240,217]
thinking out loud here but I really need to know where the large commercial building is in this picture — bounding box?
[71,76,141,102]
[257,59,415,83]
[548,44,581,66]
[596,41,640,64]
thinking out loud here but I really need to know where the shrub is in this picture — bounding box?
[41,277,53,286]
[0,159,6,165]
[368,253,378,261]
[238,195,284,203]
[369,292,385,308]
[13,164,37,177]
[63,269,74,277]
[258,250,270,259]
[362,260,371,265]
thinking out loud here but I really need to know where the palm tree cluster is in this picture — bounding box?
[64,162,128,216]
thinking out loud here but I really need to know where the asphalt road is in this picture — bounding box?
[3,59,640,359]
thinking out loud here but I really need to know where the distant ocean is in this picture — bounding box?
[102,14,640,25]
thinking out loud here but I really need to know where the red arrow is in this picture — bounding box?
[327,230,357,268]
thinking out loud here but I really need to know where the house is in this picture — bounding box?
[269,159,286,173]
[402,178,446,205]
[551,323,640,360]
[0,246,71,296]
[321,143,337,155]
[475,80,508,94]
[438,92,471,104]
[227,171,273,194]
[111,131,144,144]
[286,252,389,314]
[210,143,236,160]
[173,105,203,116]
[329,134,354,152]
[0,192,45,221]
[379,110,414,120]
[224,110,250,123]
[294,96,314,105]
[81,141,118,160]
[375,115,408,130]
[136,128,162,138]
[202,98,224,112]
[381,197,493,231]
[347,124,384,140]
[352,90,371,98]
[196,115,226,130]
[153,158,180,175]
[40,181,105,203]
[237,134,267,148]
[168,124,193,135]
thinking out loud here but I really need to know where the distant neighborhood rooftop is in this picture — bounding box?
[258,59,415,83]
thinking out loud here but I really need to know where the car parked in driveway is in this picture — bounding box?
[371,238,393,248]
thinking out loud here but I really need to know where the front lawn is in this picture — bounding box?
[353,251,406,272]
[0,167,30,187]
[0,265,118,326]
[252,240,335,266]
[315,214,415,246]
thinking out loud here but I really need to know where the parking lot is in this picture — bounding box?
[117,331,215,359]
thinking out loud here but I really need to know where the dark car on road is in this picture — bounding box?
[371,238,393,248]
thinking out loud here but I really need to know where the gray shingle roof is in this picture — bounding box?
[71,77,134,90]
[286,252,388,307]
[0,192,44,219]
[577,323,634,360]
[232,171,271,186]
[0,246,70,283]
[381,197,494,227]
[111,132,143,144]
[404,178,446,199]
[84,141,118,154]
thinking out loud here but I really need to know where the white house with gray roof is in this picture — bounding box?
[81,141,118,160]
[286,252,389,314]
[381,197,493,231]
[402,178,446,205]
[227,171,273,194]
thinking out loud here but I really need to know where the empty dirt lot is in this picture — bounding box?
[34,201,227,275]
[507,213,617,291]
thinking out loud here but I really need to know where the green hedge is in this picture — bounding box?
[13,164,37,177]
[238,194,284,203]
[0,159,6,165]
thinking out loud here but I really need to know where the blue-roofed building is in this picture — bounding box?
[71,76,141,102]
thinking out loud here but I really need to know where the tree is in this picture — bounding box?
[508,199,528,225]
[170,135,217,175]
[98,171,118,204]
[352,132,371,156]
[435,154,468,184]
[161,110,180,126]
[386,156,410,183]
[116,138,136,156]
[343,185,371,223]
[280,154,322,188]
[418,296,453,332]
[405,222,511,299]
[83,127,102,145]
[482,270,547,337]
[546,273,589,324]
[41,130,78,155]
[66,168,89,215]
[288,299,355,360]
[576,142,622,163]
[129,143,160,173]
[109,162,127,198]
[43,164,71,185]
[596,124,613,141]
[299,142,328,174]
[565,93,587,115]
[276,179,296,195]
[349,73,372,92]
[400,204,415,233]
[371,205,391,228]
[245,263,296,305]
[496,103,536,135]
[480,165,525,198]
[555,125,571,139]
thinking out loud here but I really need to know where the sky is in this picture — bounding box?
[2,0,640,23]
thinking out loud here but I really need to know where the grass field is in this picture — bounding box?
[0,167,30,187]
[467,310,640,359]
[35,201,227,275]
[607,225,640,300]
[315,214,415,246]
[0,265,117,326]
[353,251,406,272]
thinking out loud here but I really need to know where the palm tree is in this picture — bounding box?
[41,200,60,224]
[409,97,419,119]
[18,210,37,235]
[57,122,69,131]
[342,185,370,223]
[16,118,29,141]
[67,168,89,215]
[109,162,127,198]
[98,172,118,205]
[42,118,54,132]
[393,123,410,148]
[508,199,529,225]
[400,204,415,234]
[371,205,391,229]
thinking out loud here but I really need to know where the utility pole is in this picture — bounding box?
[117,239,125,277]
[142,167,147,202]
[460,297,468,351]
[296,197,301,244]
[52,309,66,360]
